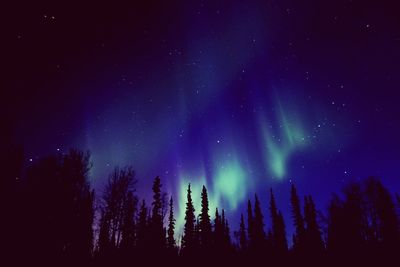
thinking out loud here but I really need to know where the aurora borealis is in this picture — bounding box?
[7,1,400,240]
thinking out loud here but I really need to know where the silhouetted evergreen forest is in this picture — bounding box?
[2,146,400,266]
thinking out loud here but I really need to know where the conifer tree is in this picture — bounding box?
[304,195,324,252]
[247,199,255,248]
[214,208,223,247]
[182,184,196,252]
[253,194,266,248]
[270,189,287,252]
[150,176,165,250]
[290,184,305,251]
[199,185,212,248]
[239,213,247,250]
[223,210,231,247]
[167,197,176,249]
[365,178,399,249]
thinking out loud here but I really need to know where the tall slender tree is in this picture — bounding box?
[253,194,266,250]
[222,209,231,247]
[98,166,136,252]
[182,184,196,253]
[270,188,287,252]
[290,184,305,251]
[167,197,176,250]
[247,199,254,249]
[214,208,224,248]
[239,213,247,250]
[304,195,324,253]
[150,176,165,250]
[199,185,212,249]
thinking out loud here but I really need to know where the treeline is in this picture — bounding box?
[3,149,400,266]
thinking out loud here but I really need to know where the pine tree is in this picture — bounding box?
[239,213,247,250]
[253,194,266,249]
[270,188,287,252]
[194,216,200,250]
[365,178,399,250]
[182,184,196,253]
[247,199,255,249]
[223,210,231,247]
[151,177,162,222]
[150,176,165,250]
[167,197,176,249]
[277,211,288,251]
[304,195,324,253]
[290,184,305,251]
[199,185,212,249]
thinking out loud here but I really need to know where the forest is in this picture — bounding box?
[3,146,400,267]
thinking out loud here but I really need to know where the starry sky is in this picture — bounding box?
[6,0,400,240]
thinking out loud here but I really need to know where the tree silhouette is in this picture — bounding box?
[238,213,247,251]
[7,145,400,266]
[167,196,176,250]
[97,166,136,256]
[214,208,223,248]
[253,194,266,250]
[120,191,137,253]
[149,176,166,253]
[328,182,366,257]
[24,150,94,264]
[222,209,232,248]
[364,177,399,254]
[246,199,255,250]
[303,195,324,253]
[199,185,212,250]
[269,189,288,254]
[182,183,196,255]
[136,199,149,250]
[290,184,305,252]
[98,206,111,256]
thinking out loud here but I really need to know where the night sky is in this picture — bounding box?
[6,1,400,240]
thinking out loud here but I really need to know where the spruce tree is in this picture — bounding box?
[239,213,247,250]
[214,208,223,247]
[253,194,266,248]
[167,197,176,249]
[150,176,165,250]
[223,210,231,247]
[304,195,324,253]
[270,188,288,252]
[199,185,212,248]
[247,199,254,249]
[182,184,196,252]
[365,178,399,250]
[290,184,305,251]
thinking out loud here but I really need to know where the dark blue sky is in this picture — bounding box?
[6,0,400,241]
